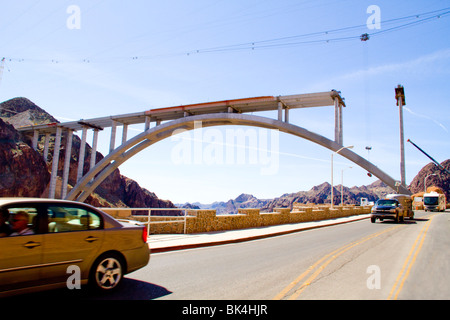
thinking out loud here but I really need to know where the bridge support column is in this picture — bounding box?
[49,126,62,199]
[43,133,51,162]
[278,102,283,121]
[110,120,117,153]
[89,129,99,183]
[339,103,343,144]
[61,129,73,198]
[76,127,87,183]
[32,130,39,151]
[278,101,289,123]
[334,98,343,145]
[122,123,128,144]
[145,116,151,131]
[90,129,99,171]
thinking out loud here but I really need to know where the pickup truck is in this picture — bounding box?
[370,194,414,223]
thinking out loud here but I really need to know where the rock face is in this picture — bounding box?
[0,97,176,210]
[409,159,450,200]
[0,118,50,197]
[0,97,59,127]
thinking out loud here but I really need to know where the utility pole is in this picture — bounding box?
[331,145,353,208]
[395,84,406,187]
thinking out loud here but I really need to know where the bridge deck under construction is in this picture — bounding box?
[17,91,345,134]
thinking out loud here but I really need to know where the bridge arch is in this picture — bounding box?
[66,113,410,202]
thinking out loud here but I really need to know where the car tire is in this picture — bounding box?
[89,253,124,291]
[371,217,376,223]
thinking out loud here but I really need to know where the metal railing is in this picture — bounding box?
[105,208,189,235]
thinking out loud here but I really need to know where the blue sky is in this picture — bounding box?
[1,1,449,204]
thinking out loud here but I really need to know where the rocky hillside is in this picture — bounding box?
[0,118,50,197]
[260,180,392,212]
[179,180,394,214]
[0,97,59,127]
[179,193,271,214]
[409,159,450,200]
[0,97,176,210]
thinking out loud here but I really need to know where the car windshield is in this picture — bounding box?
[424,197,439,205]
[376,199,398,206]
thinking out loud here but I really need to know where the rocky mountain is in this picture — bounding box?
[179,180,394,214]
[0,97,59,127]
[0,97,176,210]
[0,118,50,197]
[409,159,450,200]
[260,180,392,212]
[178,193,270,214]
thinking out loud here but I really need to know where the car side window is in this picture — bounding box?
[2,207,39,236]
[47,205,102,233]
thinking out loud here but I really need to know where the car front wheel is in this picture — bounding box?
[90,253,124,291]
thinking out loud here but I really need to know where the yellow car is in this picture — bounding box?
[0,198,150,297]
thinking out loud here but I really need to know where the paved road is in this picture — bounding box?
[133,210,450,300]
[11,210,450,300]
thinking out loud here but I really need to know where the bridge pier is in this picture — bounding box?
[76,127,87,183]
[48,126,62,198]
[43,133,51,162]
[90,129,99,174]
[277,101,289,123]
[334,96,344,145]
[31,129,39,151]
[109,120,117,153]
[61,129,73,198]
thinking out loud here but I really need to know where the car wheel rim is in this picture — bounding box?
[95,257,122,290]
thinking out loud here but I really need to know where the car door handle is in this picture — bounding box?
[23,241,41,249]
[85,236,99,243]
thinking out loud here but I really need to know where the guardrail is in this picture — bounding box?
[100,208,189,235]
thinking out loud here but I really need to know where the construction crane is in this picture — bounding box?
[408,139,450,175]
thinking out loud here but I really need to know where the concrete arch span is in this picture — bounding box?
[67,113,410,202]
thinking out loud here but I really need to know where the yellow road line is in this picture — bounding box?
[272,241,353,300]
[274,225,401,300]
[388,214,435,300]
